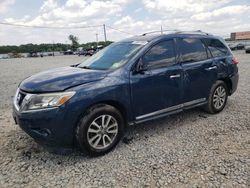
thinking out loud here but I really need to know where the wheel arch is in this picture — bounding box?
[93,100,128,124]
[74,100,128,129]
[218,78,232,95]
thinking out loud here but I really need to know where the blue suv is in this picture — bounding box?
[13,31,239,155]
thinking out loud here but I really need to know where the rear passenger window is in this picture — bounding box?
[142,40,176,69]
[178,38,208,63]
[202,38,228,57]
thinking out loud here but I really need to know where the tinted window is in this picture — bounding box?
[179,38,208,63]
[142,40,175,69]
[202,38,228,57]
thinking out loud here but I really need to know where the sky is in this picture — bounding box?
[0,0,250,45]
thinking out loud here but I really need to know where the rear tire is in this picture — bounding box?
[203,80,228,114]
[76,104,125,156]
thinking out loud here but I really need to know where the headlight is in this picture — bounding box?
[22,91,75,111]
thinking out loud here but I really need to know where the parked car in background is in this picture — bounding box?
[78,49,87,56]
[8,52,24,58]
[245,46,250,53]
[28,51,39,57]
[13,31,239,156]
[48,52,54,56]
[237,43,245,50]
[63,49,74,55]
[85,49,96,56]
[229,43,245,50]
[228,44,235,50]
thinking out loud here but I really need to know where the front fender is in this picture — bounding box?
[64,77,133,130]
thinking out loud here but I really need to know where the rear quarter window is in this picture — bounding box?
[202,38,229,58]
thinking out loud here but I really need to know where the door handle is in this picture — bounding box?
[205,66,217,71]
[170,74,181,79]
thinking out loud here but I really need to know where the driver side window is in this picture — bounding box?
[142,40,176,70]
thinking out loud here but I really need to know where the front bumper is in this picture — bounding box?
[12,106,75,148]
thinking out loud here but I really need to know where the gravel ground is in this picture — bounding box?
[0,52,249,187]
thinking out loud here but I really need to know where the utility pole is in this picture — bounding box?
[52,40,55,56]
[96,33,99,49]
[103,24,107,42]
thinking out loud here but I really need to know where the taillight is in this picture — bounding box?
[232,57,239,64]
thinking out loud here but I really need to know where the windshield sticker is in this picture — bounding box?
[132,41,148,45]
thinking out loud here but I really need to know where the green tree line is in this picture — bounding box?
[0,41,113,54]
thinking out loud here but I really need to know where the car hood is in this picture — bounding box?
[19,66,107,93]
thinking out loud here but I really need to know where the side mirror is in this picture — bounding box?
[135,58,148,73]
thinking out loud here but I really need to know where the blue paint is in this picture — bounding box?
[13,33,239,148]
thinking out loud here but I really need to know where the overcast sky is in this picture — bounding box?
[0,0,250,45]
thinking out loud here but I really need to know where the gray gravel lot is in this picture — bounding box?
[0,52,249,187]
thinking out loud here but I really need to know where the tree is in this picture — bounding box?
[68,34,79,50]
[0,41,113,54]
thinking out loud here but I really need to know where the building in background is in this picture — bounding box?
[231,31,250,40]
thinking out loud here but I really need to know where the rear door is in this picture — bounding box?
[177,37,217,104]
[202,38,232,77]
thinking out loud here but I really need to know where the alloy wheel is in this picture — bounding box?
[87,115,118,150]
[213,86,226,110]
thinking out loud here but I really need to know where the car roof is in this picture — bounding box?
[120,32,222,43]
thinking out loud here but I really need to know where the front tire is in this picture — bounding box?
[204,80,228,114]
[76,104,125,156]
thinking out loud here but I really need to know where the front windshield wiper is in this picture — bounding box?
[79,66,92,69]
[71,64,92,69]
[70,63,80,67]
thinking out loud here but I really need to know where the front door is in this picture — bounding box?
[130,39,182,121]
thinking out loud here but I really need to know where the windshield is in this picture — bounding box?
[77,41,145,70]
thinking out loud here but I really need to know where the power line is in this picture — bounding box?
[0,21,135,36]
[0,21,135,35]
[0,21,231,38]
[106,25,135,36]
[0,21,136,42]
[0,21,102,29]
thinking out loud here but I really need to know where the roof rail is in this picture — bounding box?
[175,30,211,35]
[141,30,211,36]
